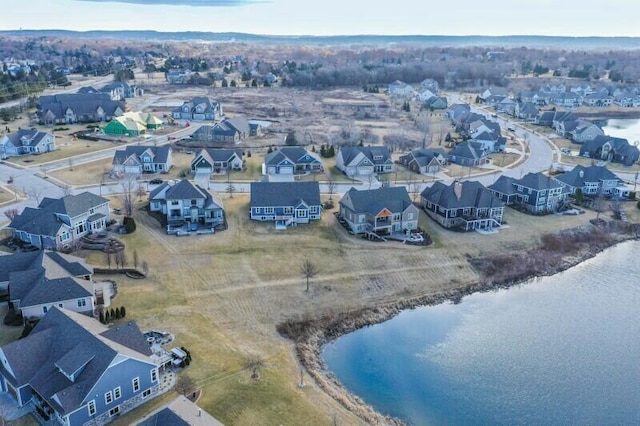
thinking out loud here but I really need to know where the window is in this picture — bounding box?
[87,400,96,416]
[142,389,152,398]
[109,406,120,417]
[114,387,121,400]
[265,207,274,214]
[191,199,197,206]
[43,306,48,314]
[58,303,63,308]
[283,207,293,214]
[407,213,414,220]
[77,299,86,307]
[151,369,158,383]
[105,391,113,405]
[132,377,140,392]
[60,232,70,242]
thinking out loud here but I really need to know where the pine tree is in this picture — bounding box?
[267,146,273,154]
[320,144,326,157]
[105,310,111,323]
[120,306,126,318]
[99,311,105,324]
[115,307,121,319]
[110,308,116,319]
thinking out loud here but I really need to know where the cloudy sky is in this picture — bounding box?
[1,0,638,37]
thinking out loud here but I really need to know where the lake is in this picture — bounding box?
[601,118,640,142]
[322,241,640,425]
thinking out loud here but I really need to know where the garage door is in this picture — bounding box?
[279,166,294,174]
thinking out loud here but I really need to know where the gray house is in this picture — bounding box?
[171,97,223,121]
[9,192,110,250]
[339,186,419,235]
[447,141,490,166]
[37,93,124,125]
[421,180,504,231]
[190,148,244,175]
[335,146,393,177]
[399,149,446,175]
[112,146,173,176]
[488,175,518,205]
[191,117,250,143]
[249,181,321,229]
[0,129,56,159]
[263,147,323,176]
[511,172,567,214]
[579,135,640,166]
[149,180,225,231]
[555,165,623,196]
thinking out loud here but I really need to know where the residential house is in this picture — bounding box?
[551,92,582,108]
[424,96,448,110]
[495,97,517,115]
[100,81,142,100]
[417,89,437,103]
[511,172,567,214]
[420,180,504,231]
[580,135,640,166]
[112,146,172,176]
[190,117,249,143]
[263,147,323,175]
[567,121,604,144]
[471,132,506,153]
[104,112,163,136]
[480,87,508,102]
[555,165,623,196]
[447,141,490,166]
[484,95,506,107]
[339,186,419,235]
[249,121,263,137]
[136,396,224,426]
[171,97,223,121]
[149,180,225,229]
[37,93,124,125]
[420,78,439,94]
[552,111,579,132]
[9,192,110,250]
[249,182,321,229]
[399,149,446,175]
[0,251,94,321]
[582,93,613,107]
[514,102,539,121]
[0,307,163,426]
[447,103,471,121]
[166,69,193,84]
[335,146,393,177]
[519,91,548,106]
[488,175,518,205]
[190,149,244,175]
[0,129,56,159]
[387,80,415,98]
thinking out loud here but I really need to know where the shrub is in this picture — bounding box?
[120,306,126,318]
[123,216,136,233]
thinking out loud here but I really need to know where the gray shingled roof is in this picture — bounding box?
[339,146,391,166]
[264,147,319,167]
[3,129,51,148]
[0,308,153,415]
[555,165,621,188]
[0,251,92,283]
[250,182,320,208]
[421,180,503,209]
[194,148,243,163]
[137,408,189,426]
[16,276,92,308]
[38,93,124,120]
[488,175,517,196]
[113,145,170,166]
[448,141,487,160]
[340,186,413,215]
[165,180,207,200]
[515,172,564,191]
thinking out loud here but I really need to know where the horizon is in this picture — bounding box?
[1,0,639,38]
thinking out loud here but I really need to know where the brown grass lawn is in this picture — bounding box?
[49,158,114,186]
[76,192,598,426]
[0,185,16,205]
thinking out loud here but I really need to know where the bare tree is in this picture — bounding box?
[132,250,139,270]
[68,158,74,171]
[300,259,319,292]
[226,167,235,198]
[3,208,19,220]
[25,187,44,204]
[62,185,73,196]
[245,354,265,380]
[120,176,136,216]
[593,194,608,221]
[99,167,109,196]
[326,177,336,201]
[175,374,196,397]
[136,184,146,201]
[40,165,49,179]
[105,251,112,269]
[141,260,149,276]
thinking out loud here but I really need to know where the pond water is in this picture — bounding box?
[601,118,640,142]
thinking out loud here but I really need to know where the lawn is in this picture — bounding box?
[0,185,16,205]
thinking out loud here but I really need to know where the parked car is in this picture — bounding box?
[149,178,163,185]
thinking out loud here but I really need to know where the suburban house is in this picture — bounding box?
[335,146,393,177]
[190,117,250,143]
[583,93,613,107]
[387,80,415,98]
[566,121,604,143]
[136,396,224,426]
[488,175,518,205]
[0,251,94,321]
[514,101,539,121]
[471,131,506,153]
[0,129,56,159]
[447,104,471,121]
[399,149,446,175]
[551,92,582,108]
[166,69,193,84]
[555,165,624,196]
[417,89,437,103]
[100,81,143,100]
[579,135,640,166]
[420,78,439,93]
[37,93,124,125]
[9,192,110,250]
[249,181,321,229]
[190,148,244,175]
[495,97,517,115]
[171,97,223,121]
[424,96,448,110]
[421,180,505,231]
[149,180,225,230]
[263,147,323,176]
[447,141,490,166]
[510,172,568,214]
[0,307,163,426]
[103,112,163,136]
[339,186,419,235]
[112,146,173,176]
[479,87,508,102]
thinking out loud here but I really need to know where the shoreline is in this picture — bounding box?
[278,221,640,425]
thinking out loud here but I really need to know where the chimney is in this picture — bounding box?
[454,181,463,200]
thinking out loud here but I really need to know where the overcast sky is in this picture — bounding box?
[1,0,638,37]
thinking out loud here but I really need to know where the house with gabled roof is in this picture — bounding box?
[263,147,323,176]
[424,96,448,110]
[488,175,518,205]
[9,192,110,250]
[171,97,223,121]
[514,102,539,121]
[335,146,393,177]
[0,129,56,159]
[0,307,164,426]
[149,180,225,230]
[447,103,470,121]
[555,165,624,196]
[471,131,506,153]
[447,141,490,166]
[339,186,419,235]
[567,121,604,144]
[249,182,321,229]
[387,80,415,98]
[420,78,439,93]
[399,148,446,175]
[580,135,640,166]
[136,395,224,426]
[511,172,568,214]
[37,93,124,126]
[103,112,163,137]
[100,81,142,100]
[190,148,244,175]
[421,180,504,231]
[191,117,250,143]
[112,145,172,176]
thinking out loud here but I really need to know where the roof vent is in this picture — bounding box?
[579,170,584,178]
[454,181,463,200]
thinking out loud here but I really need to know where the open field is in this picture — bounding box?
[72,192,602,425]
